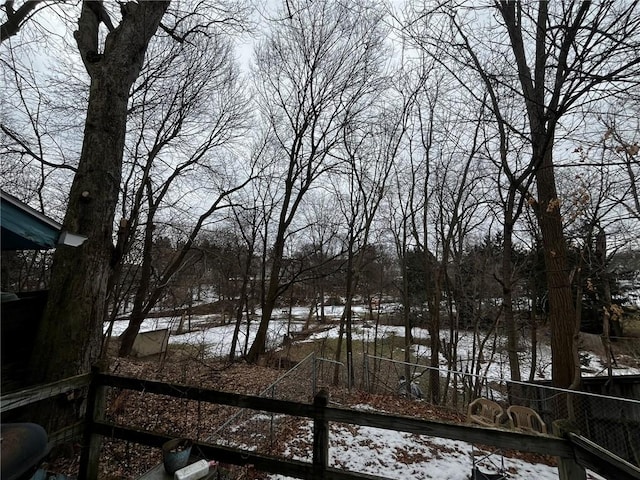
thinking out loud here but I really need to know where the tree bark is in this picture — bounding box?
[229,246,254,362]
[503,215,521,383]
[29,1,169,383]
[496,0,580,388]
[427,264,441,404]
[534,145,578,388]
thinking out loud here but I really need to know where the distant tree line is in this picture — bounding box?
[1,0,639,396]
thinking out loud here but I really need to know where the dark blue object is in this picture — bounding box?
[1,423,49,480]
[162,438,192,475]
[0,191,61,251]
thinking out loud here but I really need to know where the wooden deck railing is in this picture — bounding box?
[2,369,639,480]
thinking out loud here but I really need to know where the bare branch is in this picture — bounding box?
[0,124,77,172]
[1,0,42,43]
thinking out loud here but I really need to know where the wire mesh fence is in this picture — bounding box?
[362,354,640,468]
[206,353,347,458]
[203,348,639,468]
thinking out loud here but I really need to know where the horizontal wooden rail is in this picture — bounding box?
[2,371,631,480]
[1,374,91,458]
[96,372,317,418]
[91,420,388,480]
[95,372,574,458]
[568,433,640,480]
[0,373,91,413]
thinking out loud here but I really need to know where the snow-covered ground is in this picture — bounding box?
[271,417,569,480]
[106,305,636,480]
[107,304,640,380]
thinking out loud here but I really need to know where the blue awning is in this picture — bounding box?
[1,191,63,251]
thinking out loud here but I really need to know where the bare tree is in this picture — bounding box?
[2,0,254,384]
[330,76,417,387]
[479,99,534,384]
[602,108,640,222]
[1,7,83,214]
[387,67,441,401]
[300,192,343,325]
[227,191,263,361]
[404,0,640,388]
[103,31,252,357]
[28,1,170,383]
[246,0,388,362]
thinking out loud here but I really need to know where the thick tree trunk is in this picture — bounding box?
[534,146,578,388]
[248,283,274,361]
[496,0,581,389]
[229,252,253,362]
[29,1,169,384]
[32,71,130,382]
[247,246,283,362]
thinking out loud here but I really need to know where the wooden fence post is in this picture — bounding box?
[313,389,329,480]
[78,367,105,480]
[553,419,586,480]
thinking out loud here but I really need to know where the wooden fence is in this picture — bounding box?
[511,376,640,466]
[2,370,639,480]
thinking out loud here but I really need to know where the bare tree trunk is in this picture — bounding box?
[118,191,155,356]
[595,227,615,378]
[401,255,414,399]
[247,241,284,362]
[30,1,169,383]
[401,254,412,370]
[534,146,578,388]
[319,279,326,323]
[343,247,357,387]
[229,251,253,362]
[528,306,538,383]
[503,219,521,383]
[333,308,346,385]
[428,266,442,404]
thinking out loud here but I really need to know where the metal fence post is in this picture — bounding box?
[312,389,329,480]
[347,352,352,391]
[363,353,369,393]
[270,385,276,452]
[312,352,317,397]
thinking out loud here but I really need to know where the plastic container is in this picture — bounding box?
[173,460,216,480]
